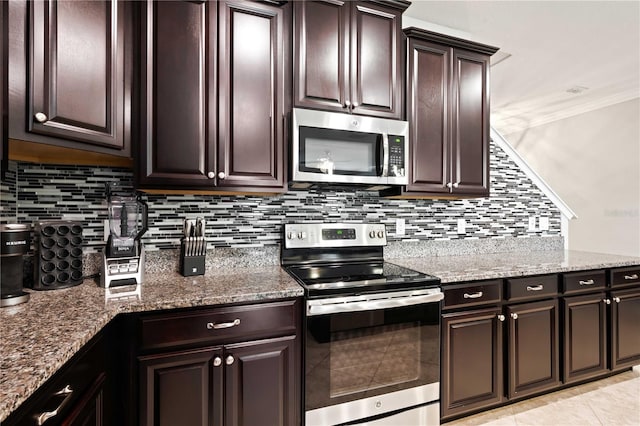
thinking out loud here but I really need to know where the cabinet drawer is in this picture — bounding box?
[443,280,502,310]
[609,266,640,288]
[505,274,558,302]
[139,299,300,351]
[562,270,606,295]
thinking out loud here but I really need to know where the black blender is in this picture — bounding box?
[101,182,148,289]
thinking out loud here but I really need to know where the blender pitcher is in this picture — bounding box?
[105,182,148,258]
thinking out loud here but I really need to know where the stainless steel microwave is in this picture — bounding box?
[291,108,409,187]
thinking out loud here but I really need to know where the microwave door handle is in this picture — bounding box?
[381,134,389,177]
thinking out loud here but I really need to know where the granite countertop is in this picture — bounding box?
[389,250,640,283]
[2,249,639,422]
[0,266,303,423]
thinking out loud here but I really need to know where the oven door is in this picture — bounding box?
[305,288,443,425]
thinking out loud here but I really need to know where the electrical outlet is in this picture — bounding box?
[539,217,549,231]
[396,218,405,236]
[528,216,537,232]
[457,218,466,234]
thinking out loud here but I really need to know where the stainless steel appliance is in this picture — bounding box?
[101,183,147,289]
[282,223,442,425]
[291,108,409,188]
[1,224,31,307]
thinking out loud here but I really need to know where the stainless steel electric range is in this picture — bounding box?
[282,222,443,426]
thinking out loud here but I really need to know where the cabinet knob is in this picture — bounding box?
[613,297,621,303]
[452,182,460,188]
[510,313,518,320]
[351,102,359,109]
[344,100,351,108]
[497,314,505,322]
[34,112,48,123]
[446,182,453,189]
[207,172,215,179]
[213,356,222,367]
[218,171,226,180]
[226,355,235,365]
[603,298,611,305]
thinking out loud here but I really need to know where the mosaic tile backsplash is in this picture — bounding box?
[1,143,562,253]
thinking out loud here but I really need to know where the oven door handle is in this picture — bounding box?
[307,291,444,316]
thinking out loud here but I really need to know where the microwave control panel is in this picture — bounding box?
[388,135,405,177]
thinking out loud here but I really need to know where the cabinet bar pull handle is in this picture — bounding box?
[510,313,518,320]
[624,274,639,280]
[207,319,240,330]
[36,385,73,425]
[526,285,544,291]
[497,314,505,322]
[463,291,483,299]
[613,297,621,303]
[579,279,595,285]
[603,299,611,305]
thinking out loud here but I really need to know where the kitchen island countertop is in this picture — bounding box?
[2,249,640,422]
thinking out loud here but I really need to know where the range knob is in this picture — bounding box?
[369,230,376,238]
[377,230,384,238]
[287,232,294,240]
[297,232,306,240]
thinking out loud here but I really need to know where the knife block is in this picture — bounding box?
[180,239,205,277]
[33,221,83,290]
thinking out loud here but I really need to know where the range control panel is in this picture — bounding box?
[284,223,386,249]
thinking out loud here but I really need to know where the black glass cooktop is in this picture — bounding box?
[285,261,440,297]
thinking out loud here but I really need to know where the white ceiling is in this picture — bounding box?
[403,1,640,135]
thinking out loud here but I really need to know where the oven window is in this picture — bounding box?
[299,126,382,176]
[305,303,440,411]
[330,321,420,397]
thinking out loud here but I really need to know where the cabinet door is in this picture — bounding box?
[351,2,403,119]
[611,288,640,370]
[405,38,450,193]
[293,0,349,113]
[28,0,129,152]
[139,347,224,426]
[450,49,490,196]
[218,0,288,191]
[137,0,217,188]
[506,300,560,399]
[441,308,503,420]
[562,293,607,383]
[225,336,299,426]
[1,0,7,179]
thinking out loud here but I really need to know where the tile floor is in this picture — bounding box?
[445,367,640,425]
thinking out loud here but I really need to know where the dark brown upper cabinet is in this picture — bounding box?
[8,0,132,158]
[402,28,498,198]
[293,0,409,119]
[1,0,7,179]
[137,0,289,192]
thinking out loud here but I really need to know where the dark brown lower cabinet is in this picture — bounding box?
[562,293,608,383]
[139,336,297,426]
[441,307,504,420]
[506,299,560,399]
[610,288,640,370]
[62,373,107,426]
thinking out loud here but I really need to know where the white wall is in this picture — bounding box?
[504,98,640,257]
